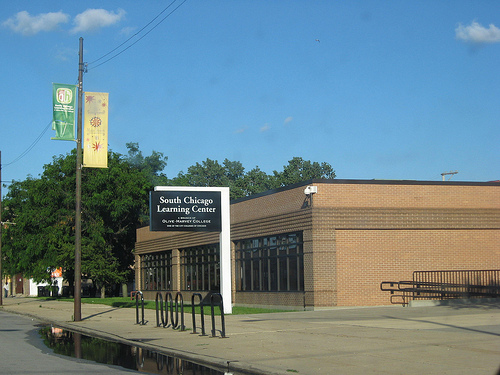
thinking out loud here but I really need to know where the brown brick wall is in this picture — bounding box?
[309,219,337,307]
[231,186,309,223]
[336,229,500,306]
[314,182,499,209]
[235,292,305,309]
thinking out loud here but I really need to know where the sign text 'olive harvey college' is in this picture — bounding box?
[149,191,221,232]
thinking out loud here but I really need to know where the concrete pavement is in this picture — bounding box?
[1,297,499,375]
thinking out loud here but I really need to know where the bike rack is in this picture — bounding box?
[155,292,165,327]
[191,293,206,336]
[210,293,226,338]
[155,292,186,331]
[148,292,228,338]
[166,292,174,327]
[174,292,186,331]
[135,291,146,325]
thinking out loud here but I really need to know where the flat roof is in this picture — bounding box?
[232,178,500,204]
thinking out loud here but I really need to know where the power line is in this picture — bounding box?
[87,0,187,71]
[2,120,53,168]
[88,0,178,66]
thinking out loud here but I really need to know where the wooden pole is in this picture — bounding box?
[74,37,84,321]
[0,151,3,306]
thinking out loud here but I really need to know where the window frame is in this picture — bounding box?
[140,251,173,291]
[236,232,304,292]
[180,243,220,292]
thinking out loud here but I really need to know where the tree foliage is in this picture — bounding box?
[1,145,167,290]
[80,150,154,294]
[174,156,335,199]
[2,156,75,281]
[172,158,249,200]
[273,157,336,187]
[125,142,168,186]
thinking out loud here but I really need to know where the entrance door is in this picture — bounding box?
[15,274,23,294]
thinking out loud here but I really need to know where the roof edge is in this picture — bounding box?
[231,178,500,204]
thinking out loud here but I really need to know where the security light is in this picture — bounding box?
[304,186,317,195]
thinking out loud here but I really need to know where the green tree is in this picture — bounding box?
[181,158,228,187]
[2,154,76,282]
[273,157,336,187]
[2,144,162,294]
[171,157,335,199]
[81,150,152,296]
[125,142,168,186]
[174,158,247,199]
[242,166,277,197]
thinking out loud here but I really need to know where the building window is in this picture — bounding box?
[140,251,172,291]
[236,232,304,292]
[180,244,220,292]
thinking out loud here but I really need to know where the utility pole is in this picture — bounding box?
[0,152,16,305]
[74,37,84,321]
[0,151,3,306]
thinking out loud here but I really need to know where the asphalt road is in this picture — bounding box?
[0,310,141,375]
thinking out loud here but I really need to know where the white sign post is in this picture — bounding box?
[153,186,232,314]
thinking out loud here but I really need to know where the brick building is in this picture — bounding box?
[135,179,500,309]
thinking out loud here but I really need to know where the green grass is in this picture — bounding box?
[36,296,294,315]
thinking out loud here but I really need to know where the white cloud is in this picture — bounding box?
[260,123,270,132]
[234,126,247,134]
[284,116,293,125]
[55,46,75,61]
[2,11,69,36]
[455,21,500,44]
[120,26,137,37]
[71,8,126,33]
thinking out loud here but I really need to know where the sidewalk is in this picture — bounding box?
[1,297,499,375]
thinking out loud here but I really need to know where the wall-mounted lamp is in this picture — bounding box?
[303,186,317,208]
[304,186,318,195]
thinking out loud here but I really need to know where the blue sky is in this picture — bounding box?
[1,1,499,188]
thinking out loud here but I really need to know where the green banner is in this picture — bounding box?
[52,83,76,141]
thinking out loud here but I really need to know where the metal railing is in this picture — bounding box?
[381,269,500,306]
